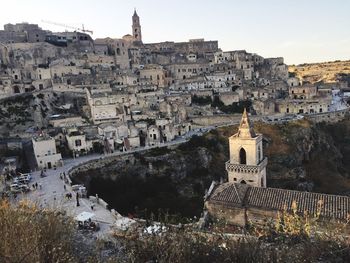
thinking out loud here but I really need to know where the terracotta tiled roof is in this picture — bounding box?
[208,183,350,220]
[209,183,249,207]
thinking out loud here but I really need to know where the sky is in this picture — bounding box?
[1,0,349,65]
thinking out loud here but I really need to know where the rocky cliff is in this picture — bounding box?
[72,117,350,220]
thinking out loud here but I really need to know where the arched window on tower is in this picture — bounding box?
[239,148,246,164]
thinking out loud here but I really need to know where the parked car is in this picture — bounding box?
[10,183,30,193]
[13,176,30,185]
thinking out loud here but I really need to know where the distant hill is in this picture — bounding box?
[288,60,350,84]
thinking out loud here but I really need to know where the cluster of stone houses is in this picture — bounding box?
[0,11,348,169]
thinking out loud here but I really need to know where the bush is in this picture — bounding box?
[192,95,212,105]
[37,93,45,99]
[211,97,252,114]
[0,200,76,262]
[119,227,280,263]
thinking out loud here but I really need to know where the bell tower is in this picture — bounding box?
[226,109,267,187]
[132,9,142,42]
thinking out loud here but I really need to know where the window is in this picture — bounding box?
[239,148,246,164]
[75,140,82,147]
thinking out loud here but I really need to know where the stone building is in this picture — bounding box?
[32,135,62,169]
[289,84,317,100]
[226,109,267,187]
[139,65,167,87]
[276,98,331,114]
[65,128,92,157]
[147,125,161,146]
[0,23,48,43]
[205,182,350,227]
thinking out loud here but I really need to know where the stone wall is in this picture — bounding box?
[205,202,246,227]
[306,108,349,123]
[68,154,135,176]
[206,201,350,232]
[190,114,242,126]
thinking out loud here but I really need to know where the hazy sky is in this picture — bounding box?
[1,0,349,64]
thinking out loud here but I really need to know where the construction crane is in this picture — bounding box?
[41,20,93,35]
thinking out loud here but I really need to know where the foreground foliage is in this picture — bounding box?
[0,199,349,262]
[0,200,76,263]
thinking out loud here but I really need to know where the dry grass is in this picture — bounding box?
[254,122,291,155]
[0,200,77,263]
[289,60,350,83]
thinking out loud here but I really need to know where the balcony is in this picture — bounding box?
[226,158,267,174]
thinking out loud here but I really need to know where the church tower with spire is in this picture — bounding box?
[226,109,267,187]
[132,9,142,42]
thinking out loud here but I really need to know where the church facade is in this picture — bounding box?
[205,110,350,229]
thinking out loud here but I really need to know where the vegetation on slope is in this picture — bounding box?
[0,200,76,262]
[288,60,350,84]
[1,199,349,262]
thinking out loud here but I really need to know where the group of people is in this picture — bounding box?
[65,192,73,200]
[78,219,99,231]
[32,182,42,190]
[59,172,69,184]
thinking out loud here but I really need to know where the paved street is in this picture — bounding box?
[18,135,194,236]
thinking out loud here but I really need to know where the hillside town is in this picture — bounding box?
[0,11,348,172]
[1,6,350,262]
[0,10,348,169]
